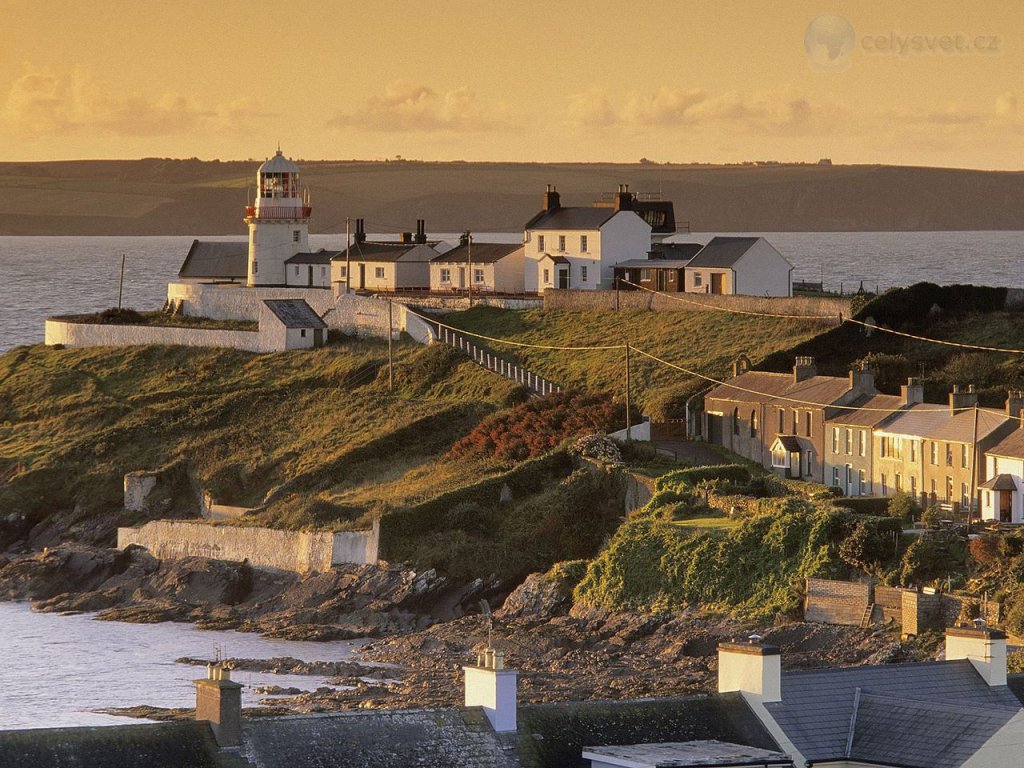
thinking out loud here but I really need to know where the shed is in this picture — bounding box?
[259,299,327,350]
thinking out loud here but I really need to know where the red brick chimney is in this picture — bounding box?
[543,184,560,212]
[613,183,634,212]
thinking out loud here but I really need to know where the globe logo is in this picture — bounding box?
[805,14,855,72]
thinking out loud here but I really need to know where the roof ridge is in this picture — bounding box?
[856,690,1020,715]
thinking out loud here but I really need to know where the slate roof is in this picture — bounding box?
[614,259,691,269]
[539,253,570,265]
[177,239,249,279]
[0,721,233,768]
[526,207,620,231]
[686,237,761,268]
[432,243,523,264]
[650,242,704,260]
[239,708,519,768]
[764,659,1023,767]
[581,739,792,767]
[284,250,339,265]
[1009,672,1024,705]
[987,428,1024,459]
[876,403,1011,443]
[261,299,327,329]
[980,473,1018,491]
[826,394,907,428]
[516,693,782,768]
[329,242,427,263]
[705,371,853,409]
[772,435,802,452]
[848,692,1018,768]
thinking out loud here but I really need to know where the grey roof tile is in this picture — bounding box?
[527,207,620,231]
[686,237,760,268]
[261,299,327,329]
[177,239,249,279]
[432,243,523,264]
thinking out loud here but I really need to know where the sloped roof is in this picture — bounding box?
[0,721,228,768]
[432,243,523,264]
[764,659,1023,765]
[827,394,907,428]
[987,428,1024,459]
[177,239,249,279]
[526,207,619,231]
[285,250,339,265]
[849,692,1017,768]
[259,149,300,174]
[650,242,703,260]
[980,473,1018,491]
[262,299,327,329]
[329,242,430,263]
[877,403,1011,443]
[772,435,803,452]
[614,259,691,269]
[240,708,519,768]
[581,740,792,767]
[705,371,853,409]
[539,253,570,265]
[686,237,761,268]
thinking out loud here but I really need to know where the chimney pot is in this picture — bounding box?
[1007,390,1024,419]
[543,185,561,212]
[464,653,518,732]
[901,377,924,405]
[793,356,817,383]
[949,384,979,412]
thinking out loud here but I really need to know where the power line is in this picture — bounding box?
[620,279,838,321]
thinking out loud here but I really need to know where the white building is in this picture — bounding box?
[523,185,652,293]
[430,240,525,294]
[683,236,793,296]
[246,149,312,287]
[981,419,1024,524]
[285,251,336,288]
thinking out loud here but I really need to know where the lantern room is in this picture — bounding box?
[246,149,311,221]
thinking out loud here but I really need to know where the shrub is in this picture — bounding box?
[833,497,891,515]
[569,434,623,465]
[899,532,966,586]
[887,491,919,520]
[838,518,904,576]
[98,307,145,325]
[654,464,750,491]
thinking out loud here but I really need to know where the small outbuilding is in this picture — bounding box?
[684,236,793,296]
[259,299,327,350]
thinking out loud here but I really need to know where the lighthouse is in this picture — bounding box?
[245,149,311,287]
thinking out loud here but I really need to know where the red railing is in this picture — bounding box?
[245,205,312,220]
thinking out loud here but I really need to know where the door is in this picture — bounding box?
[558,267,569,289]
[358,263,365,290]
[656,270,668,291]
[707,414,723,445]
[458,267,466,289]
[710,273,724,294]
[313,328,323,347]
[1000,490,1013,523]
[845,464,854,496]
[307,266,313,287]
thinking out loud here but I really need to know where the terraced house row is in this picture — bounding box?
[703,356,1024,524]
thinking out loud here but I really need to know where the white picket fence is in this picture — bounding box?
[436,325,562,396]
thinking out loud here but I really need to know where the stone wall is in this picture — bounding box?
[804,577,872,625]
[874,585,904,624]
[45,319,265,352]
[544,288,849,320]
[117,519,379,573]
[389,295,543,312]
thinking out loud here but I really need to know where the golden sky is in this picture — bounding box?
[2,0,1022,168]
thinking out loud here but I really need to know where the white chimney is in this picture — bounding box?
[464,648,517,732]
[945,624,1007,687]
[717,638,782,703]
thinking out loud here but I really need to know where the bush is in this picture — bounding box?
[838,518,905,575]
[887,491,919,520]
[654,464,750,491]
[833,497,891,515]
[569,434,623,465]
[98,307,145,325]
[899,532,966,586]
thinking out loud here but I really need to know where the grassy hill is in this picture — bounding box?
[2,159,1023,235]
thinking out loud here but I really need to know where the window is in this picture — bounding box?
[832,428,839,454]
[910,440,917,462]
[910,475,916,496]
[946,444,954,467]
[538,235,545,252]
[581,265,588,282]
[778,408,785,433]
[694,272,703,287]
[845,429,852,455]
[580,235,588,252]
[557,235,566,251]
[804,412,812,437]
[321,266,326,277]
[543,268,550,285]
[860,430,867,457]
[930,441,938,465]
[832,467,840,487]
[881,474,888,496]
[961,444,969,468]
[300,329,307,338]
[946,476,954,501]
[733,407,740,436]
[930,478,936,495]
[440,268,451,283]
[641,268,651,281]
[473,268,484,284]
[750,410,758,438]
[374,267,385,279]
[294,266,300,276]
[895,473,902,492]
[771,445,789,468]
[804,450,813,476]
[961,483,969,507]
[253,261,258,274]
[293,230,300,242]
[859,469,867,495]
[792,409,798,435]
[339,266,347,278]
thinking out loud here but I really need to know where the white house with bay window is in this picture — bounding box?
[523,185,652,293]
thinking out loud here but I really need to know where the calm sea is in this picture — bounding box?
[0,602,365,730]
[2,232,1024,352]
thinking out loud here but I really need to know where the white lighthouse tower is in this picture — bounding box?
[246,149,311,287]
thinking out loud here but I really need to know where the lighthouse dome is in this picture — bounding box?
[258,149,300,175]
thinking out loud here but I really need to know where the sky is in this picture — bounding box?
[2,0,1022,168]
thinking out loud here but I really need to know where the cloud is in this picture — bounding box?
[328,80,509,133]
[2,65,273,138]
[622,87,707,126]
[567,88,617,128]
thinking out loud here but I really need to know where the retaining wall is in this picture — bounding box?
[45,319,265,352]
[804,577,872,625]
[388,295,543,312]
[117,519,379,573]
[544,288,849,320]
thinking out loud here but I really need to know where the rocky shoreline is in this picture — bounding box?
[0,544,935,719]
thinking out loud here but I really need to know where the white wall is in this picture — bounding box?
[493,247,526,293]
[596,212,653,288]
[285,263,331,288]
[248,220,309,287]
[684,267,733,294]
[734,239,793,297]
[45,319,267,352]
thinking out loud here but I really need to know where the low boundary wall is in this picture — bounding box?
[805,577,872,625]
[46,320,265,352]
[544,289,849,320]
[117,519,379,573]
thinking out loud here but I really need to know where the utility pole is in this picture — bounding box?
[345,217,351,295]
[387,299,394,393]
[625,342,632,442]
[967,403,979,534]
[117,253,125,309]
[467,231,474,308]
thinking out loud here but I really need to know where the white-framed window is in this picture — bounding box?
[375,267,385,279]
[961,444,969,468]
[558,235,566,251]
[693,272,703,287]
[831,428,839,454]
[832,467,840,486]
[845,429,852,454]
[859,469,867,495]
[930,441,939,465]
[473,268,484,284]
[581,265,588,282]
[895,473,902,492]
[543,268,550,285]
[339,266,347,278]
[771,444,790,468]
[294,266,300,275]
[440,268,451,283]
[538,235,545,252]
[910,475,917,496]
[860,430,867,457]
[962,482,969,507]
[293,230,300,242]
[641,268,651,281]
[580,235,588,252]
[881,474,888,495]
[910,440,917,462]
